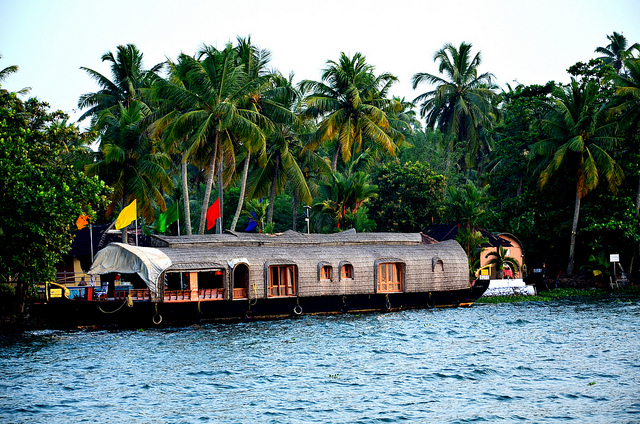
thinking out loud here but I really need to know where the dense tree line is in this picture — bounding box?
[2,31,640,301]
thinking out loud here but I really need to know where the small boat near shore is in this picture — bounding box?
[31,230,489,328]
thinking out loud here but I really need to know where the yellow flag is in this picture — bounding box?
[115,199,137,230]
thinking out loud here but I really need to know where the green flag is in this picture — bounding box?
[156,201,180,233]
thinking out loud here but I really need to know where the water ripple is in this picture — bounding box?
[1,299,639,423]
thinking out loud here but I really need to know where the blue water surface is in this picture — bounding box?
[1,298,639,423]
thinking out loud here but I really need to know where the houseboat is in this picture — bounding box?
[33,230,489,328]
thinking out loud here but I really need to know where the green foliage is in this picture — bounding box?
[477,288,610,303]
[445,181,490,227]
[301,52,402,171]
[400,128,465,184]
[412,42,499,170]
[456,227,488,278]
[369,161,446,232]
[342,206,376,232]
[0,91,109,311]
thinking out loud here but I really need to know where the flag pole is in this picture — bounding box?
[135,219,138,246]
[89,223,94,259]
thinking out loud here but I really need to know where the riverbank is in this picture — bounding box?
[478,285,640,304]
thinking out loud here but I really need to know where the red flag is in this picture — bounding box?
[206,198,221,230]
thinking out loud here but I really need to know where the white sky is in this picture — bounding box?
[1,0,639,124]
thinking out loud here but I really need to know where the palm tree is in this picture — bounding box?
[151,58,196,235]
[86,101,173,241]
[0,53,30,95]
[607,58,640,146]
[312,155,378,232]
[412,42,499,170]
[78,44,163,123]
[301,52,402,172]
[607,58,640,270]
[245,74,312,226]
[594,32,640,75]
[447,181,490,229]
[153,44,267,234]
[530,79,624,275]
[447,181,490,272]
[228,38,274,231]
[485,246,521,279]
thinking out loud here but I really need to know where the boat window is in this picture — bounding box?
[341,263,353,280]
[320,265,332,281]
[377,262,403,292]
[165,272,190,290]
[268,265,297,297]
[198,270,225,290]
[432,257,444,272]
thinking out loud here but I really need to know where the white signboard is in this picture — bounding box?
[610,254,620,263]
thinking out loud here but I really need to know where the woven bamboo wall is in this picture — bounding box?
[159,236,468,299]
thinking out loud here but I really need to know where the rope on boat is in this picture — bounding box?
[195,300,202,323]
[249,281,258,306]
[385,294,391,310]
[246,282,258,319]
[341,295,349,312]
[293,298,303,315]
[97,294,133,314]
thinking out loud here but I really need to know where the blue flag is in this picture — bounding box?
[245,212,258,232]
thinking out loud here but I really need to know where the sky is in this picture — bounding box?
[1,0,639,124]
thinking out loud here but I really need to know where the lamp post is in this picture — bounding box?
[304,206,311,234]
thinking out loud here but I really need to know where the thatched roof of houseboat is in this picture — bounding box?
[151,229,423,248]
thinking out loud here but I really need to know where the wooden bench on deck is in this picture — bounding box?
[198,288,225,299]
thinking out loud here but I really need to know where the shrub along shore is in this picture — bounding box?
[478,285,640,304]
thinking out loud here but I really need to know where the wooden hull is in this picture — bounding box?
[29,281,489,329]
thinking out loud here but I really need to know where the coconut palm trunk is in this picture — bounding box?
[217,159,224,234]
[199,131,219,234]
[267,154,280,225]
[567,188,581,276]
[231,151,251,231]
[332,145,341,172]
[181,155,192,235]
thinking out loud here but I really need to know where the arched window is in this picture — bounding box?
[340,262,354,280]
[268,264,297,297]
[317,262,332,281]
[377,262,403,292]
[321,265,332,281]
[432,257,444,272]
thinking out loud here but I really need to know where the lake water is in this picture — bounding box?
[1,298,639,423]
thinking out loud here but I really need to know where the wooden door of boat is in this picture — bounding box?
[232,263,249,299]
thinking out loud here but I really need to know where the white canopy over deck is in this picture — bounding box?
[88,243,172,294]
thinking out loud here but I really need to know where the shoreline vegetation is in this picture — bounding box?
[478,284,640,304]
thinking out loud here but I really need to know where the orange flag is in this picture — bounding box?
[76,214,90,230]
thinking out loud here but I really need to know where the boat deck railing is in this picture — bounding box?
[72,287,231,302]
